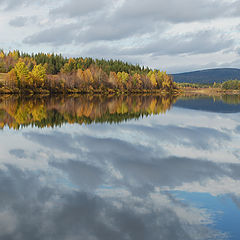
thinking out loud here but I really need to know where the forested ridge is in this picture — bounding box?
[0,50,177,94]
[173,68,240,84]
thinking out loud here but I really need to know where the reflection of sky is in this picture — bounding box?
[0,106,240,239]
[174,191,240,240]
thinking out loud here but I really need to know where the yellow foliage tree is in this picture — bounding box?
[150,73,157,88]
[133,73,142,89]
[0,51,5,59]
[6,69,18,88]
[30,64,47,88]
[84,69,94,84]
[14,60,30,88]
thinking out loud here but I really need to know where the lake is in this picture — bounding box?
[0,94,240,240]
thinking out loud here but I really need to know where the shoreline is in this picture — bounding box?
[0,87,239,97]
[180,87,240,96]
[0,87,180,96]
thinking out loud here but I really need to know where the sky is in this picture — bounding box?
[0,0,240,73]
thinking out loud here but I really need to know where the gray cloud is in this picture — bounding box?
[0,0,47,10]
[76,18,160,43]
[21,0,237,70]
[49,0,238,23]
[115,0,233,23]
[9,16,28,27]
[118,30,234,56]
[50,0,109,18]
[23,24,78,45]
[24,26,233,59]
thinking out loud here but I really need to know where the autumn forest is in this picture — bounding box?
[0,50,177,94]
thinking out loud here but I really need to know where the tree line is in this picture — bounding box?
[0,50,150,75]
[178,80,240,90]
[221,80,240,90]
[0,50,177,94]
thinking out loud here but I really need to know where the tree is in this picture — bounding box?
[30,64,47,88]
[14,60,30,88]
[6,69,18,88]
[222,80,240,90]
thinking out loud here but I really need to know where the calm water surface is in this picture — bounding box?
[0,94,240,240]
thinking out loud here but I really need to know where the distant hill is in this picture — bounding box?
[171,68,240,84]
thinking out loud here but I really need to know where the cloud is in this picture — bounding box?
[50,0,109,18]
[1,0,240,72]
[115,0,236,23]
[49,0,238,23]
[75,17,159,42]
[0,0,47,10]
[24,25,233,59]
[23,24,78,45]
[118,30,234,56]
[9,16,28,27]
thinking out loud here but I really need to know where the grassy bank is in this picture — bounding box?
[180,87,240,96]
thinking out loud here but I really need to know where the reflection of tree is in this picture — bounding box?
[0,95,177,129]
[221,95,240,105]
[178,94,240,105]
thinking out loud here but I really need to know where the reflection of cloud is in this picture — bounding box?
[235,125,240,133]
[51,160,104,190]
[0,103,239,238]
[23,131,83,155]
[22,129,240,192]
[0,210,17,236]
[168,177,240,197]
[113,156,229,188]
[231,195,240,210]
[0,165,225,240]
[123,124,230,150]
[9,149,27,159]
[23,131,157,163]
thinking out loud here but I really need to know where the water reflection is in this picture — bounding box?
[0,95,176,129]
[0,95,240,239]
[175,94,240,113]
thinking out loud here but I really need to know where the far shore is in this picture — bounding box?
[180,87,240,96]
